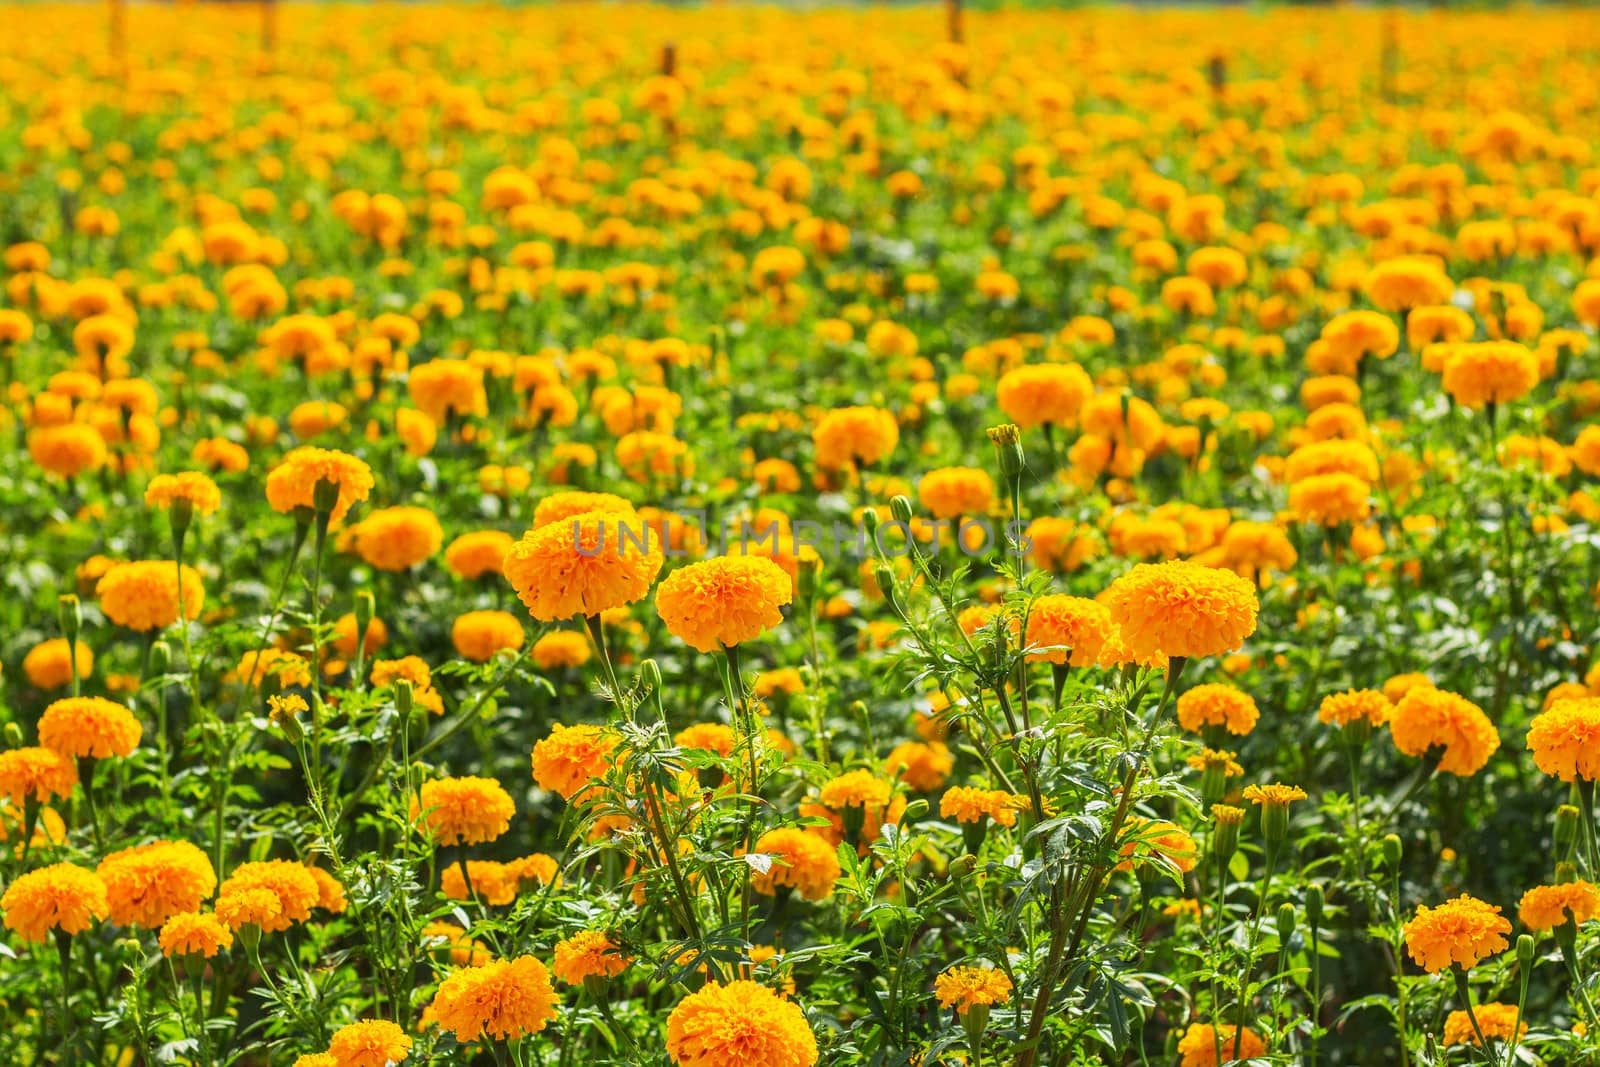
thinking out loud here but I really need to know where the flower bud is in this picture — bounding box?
[57,594,81,647]
[861,507,880,539]
[889,495,914,526]
[1277,903,1296,941]
[1305,885,1324,927]
[354,590,376,646]
[1554,804,1580,853]
[950,853,979,879]
[3,722,23,749]
[1517,933,1536,968]
[1555,860,1578,885]
[149,640,171,678]
[1211,804,1243,868]
[875,564,904,617]
[1381,834,1403,869]
[168,496,194,547]
[312,477,340,517]
[640,658,663,693]
[986,424,1024,480]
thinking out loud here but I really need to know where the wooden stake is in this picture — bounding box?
[660,42,676,78]
[946,0,964,45]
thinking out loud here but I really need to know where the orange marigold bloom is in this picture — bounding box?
[917,467,995,520]
[407,358,487,423]
[441,860,525,905]
[28,423,108,479]
[97,840,216,927]
[1024,594,1112,667]
[1403,894,1511,973]
[1,862,108,942]
[934,965,1013,1015]
[666,982,818,1067]
[265,447,375,525]
[351,506,442,572]
[445,530,515,580]
[551,929,631,984]
[1526,697,1600,781]
[504,510,664,622]
[217,860,320,933]
[1318,689,1394,728]
[531,723,619,800]
[1103,561,1258,662]
[939,786,1028,828]
[531,490,635,531]
[327,1019,412,1067]
[655,555,793,653]
[96,560,205,631]
[996,362,1093,429]
[215,887,281,931]
[1290,472,1371,527]
[235,648,312,690]
[429,955,559,1042]
[413,776,515,847]
[1517,880,1600,932]
[750,827,842,901]
[1177,1023,1266,1067]
[884,740,953,792]
[37,696,141,759]
[451,610,526,662]
[1390,688,1500,776]
[1116,817,1198,874]
[144,472,222,515]
[159,911,233,958]
[0,746,79,805]
[1440,342,1540,410]
[531,631,591,669]
[1442,1003,1524,1047]
[21,638,94,691]
[812,406,898,470]
[1176,684,1260,736]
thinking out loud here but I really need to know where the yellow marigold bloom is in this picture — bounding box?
[352,506,442,571]
[939,786,1029,828]
[1443,1003,1525,1047]
[1440,342,1540,410]
[1390,687,1500,777]
[1366,257,1453,312]
[531,630,591,669]
[27,423,108,479]
[428,955,559,1043]
[531,491,634,531]
[996,362,1093,429]
[1290,472,1371,526]
[1242,783,1308,808]
[676,722,736,757]
[144,472,222,515]
[750,827,842,901]
[21,638,93,691]
[1403,894,1511,973]
[551,929,631,984]
[0,746,79,805]
[451,610,526,662]
[413,776,515,847]
[934,965,1013,1015]
[504,510,664,622]
[215,888,281,932]
[884,741,953,792]
[421,920,490,967]
[754,668,804,698]
[1024,594,1112,667]
[1517,880,1600,931]
[1526,697,1600,781]
[917,466,994,520]
[308,867,346,913]
[327,1019,412,1067]
[333,613,387,657]
[1177,1023,1266,1066]
[217,860,320,933]
[1319,689,1394,728]
[37,696,142,759]
[97,840,216,927]
[235,648,312,690]
[96,560,205,632]
[1176,684,1259,736]
[1103,560,1259,662]
[1383,672,1434,703]
[818,768,890,810]
[265,447,375,524]
[194,437,250,473]
[1186,749,1243,776]
[1026,517,1098,573]
[531,723,619,800]
[441,860,527,905]
[812,405,898,470]
[445,530,515,580]
[666,981,818,1067]
[655,555,793,653]
[1284,440,1380,484]
[158,911,232,959]
[1321,310,1399,366]
[1,862,108,942]
[407,357,487,423]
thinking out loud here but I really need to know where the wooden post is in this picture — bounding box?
[660,42,676,78]
[1208,53,1226,98]
[946,0,964,45]
[263,0,279,54]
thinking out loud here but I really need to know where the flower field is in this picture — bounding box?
[4,2,1600,1064]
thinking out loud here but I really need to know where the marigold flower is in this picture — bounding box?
[159,911,233,958]
[144,472,222,515]
[551,930,631,984]
[428,955,559,1043]
[413,776,516,847]
[812,406,898,470]
[996,362,1093,428]
[1442,1003,1524,1047]
[22,639,94,690]
[1526,697,1600,781]
[884,741,953,792]
[940,786,1029,828]
[216,888,282,931]
[531,491,635,531]
[1440,342,1540,410]
[265,447,375,524]
[1176,1023,1266,1067]
[96,560,205,631]
[0,746,79,805]
[327,1019,412,1067]
[235,649,312,690]
[451,610,526,662]
[750,827,842,901]
[1403,894,1511,972]
[1318,689,1393,728]
[531,723,619,800]
[656,555,793,653]
[37,696,142,759]
[934,965,1013,1015]
[1290,472,1372,526]
[27,423,108,479]
[1,862,108,942]
[97,840,216,927]
[1024,595,1112,667]
[1176,684,1259,736]
[1103,561,1258,662]
[666,981,818,1067]
[1517,880,1600,931]
[917,466,995,520]
[1242,783,1307,808]
[445,530,515,580]
[407,357,487,423]
[217,860,320,932]
[1116,817,1198,874]
[441,860,526,905]
[531,631,591,669]
[352,506,442,571]
[1390,688,1500,776]
[504,510,664,622]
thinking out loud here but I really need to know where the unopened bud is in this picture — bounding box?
[796,553,821,604]
[1277,903,1296,941]
[1555,804,1580,853]
[889,495,914,525]
[3,722,23,749]
[312,477,340,517]
[986,424,1024,480]
[1517,933,1536,968]
[149,641,171,677]
[1382,834,1403,869]
[354,590,375,645]
[1555,860,1578,885]
[58,594,81,645]
[640,658,663,693]
[1306,885,1324,927]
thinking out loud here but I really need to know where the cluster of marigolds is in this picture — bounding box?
[2,3,1600,1066]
